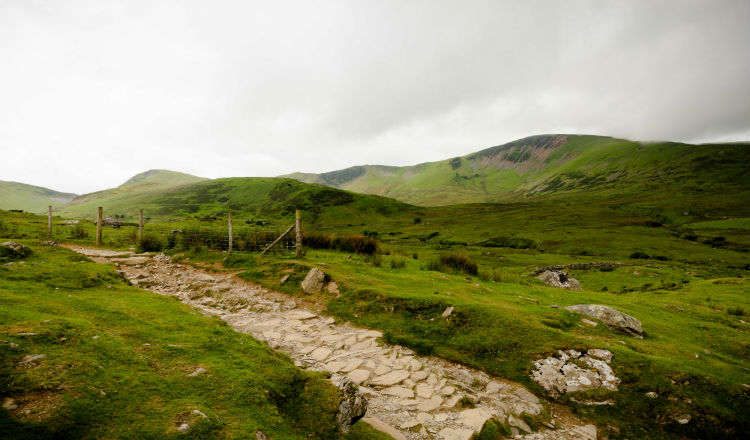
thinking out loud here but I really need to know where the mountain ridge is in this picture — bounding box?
[0,180,78,213]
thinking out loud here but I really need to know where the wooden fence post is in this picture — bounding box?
[228,211,233,254]
[47,205,52,238]
[295,209,302,258]
[96,206,103,245]
[138,209,144,245]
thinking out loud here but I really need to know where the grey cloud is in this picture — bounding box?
[0,0,747,193]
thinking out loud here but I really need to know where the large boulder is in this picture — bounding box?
[566,304,643,338]
[332,376,368,433]
[301,268,326,294]
[0,241,32,262]
[538,270,581,290]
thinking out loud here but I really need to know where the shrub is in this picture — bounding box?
[138,234,164,252]
[481,236,535,249]
[427,253,478,276]
[390,256,407,269]
[629,251,650,259]
[303,232,380,255]
[371,254,383,267]
[727,307,748,317]
[412,253,419,260]
[704,236,727,247]
[69,225,89,239]
[413,217,422,224]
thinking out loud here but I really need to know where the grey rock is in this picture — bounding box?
[301,268,326,294]
[508,414,531,433]
[441,306,454,318]
[279,274,291,284]
[332,376,368,433]
[326,281,340,295]
[1,241,32,260]
[3,397,17,410]
[538,270,581,290]
[566,304,643,338]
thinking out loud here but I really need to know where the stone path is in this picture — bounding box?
[69,246,596,440]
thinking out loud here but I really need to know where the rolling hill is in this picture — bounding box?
[56,169,208,219]
[282,134,750,206]
[56,173,411,224]
[0,180,77,213]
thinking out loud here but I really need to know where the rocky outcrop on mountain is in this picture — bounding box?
[566,304,643,338]
[333,376,368,432]
[0,241,32,261]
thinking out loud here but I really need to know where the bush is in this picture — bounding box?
[413,217,422,224]
[704,236,727,247]
[69,225,89,239]
[727,307,748,317]
[629,251,650,259]
[481,236,535,249]
[138,235,164,252]
[427,253,478,276]
[303,232,380,255]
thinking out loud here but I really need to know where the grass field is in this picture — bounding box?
[0,240,389,439]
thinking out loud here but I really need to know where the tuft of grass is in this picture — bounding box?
[427,253,478,276]
[390,256,407,269]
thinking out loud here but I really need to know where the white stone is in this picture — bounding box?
[325,361,348,373]
[418,395,443,412]
[416,383,433,399]
[342,358,363,372]
[458,408,493,431]
[381,386,414,399]
[371,370,410,386]
[347,369,370,385]
[188,367,207,377]
[373,364,391,376]
[285,310,317,320]
[411,371,429,381]
[417,412,432,423]
[438,427,475,440]
[310,347,332,362]
[486,381,501,394]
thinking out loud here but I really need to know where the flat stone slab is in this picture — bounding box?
[347,369,370,385]
[310,347,332,362]
[285,310,317,320]
[418,395,443,412]
[381,386,414,399]
[370,370,410,387]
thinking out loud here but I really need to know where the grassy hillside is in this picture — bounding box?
[56,176,412,225]
[0,241,391,439]
[56,170,207,220]
[281,135,750,206]
[0,181,76,213]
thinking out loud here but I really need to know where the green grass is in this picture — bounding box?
[0,241,386,439]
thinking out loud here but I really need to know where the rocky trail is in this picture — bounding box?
[68,246,597,440]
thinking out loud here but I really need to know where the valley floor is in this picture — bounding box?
[68,245,599,440]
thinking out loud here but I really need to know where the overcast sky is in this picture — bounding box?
[1,0,748,194]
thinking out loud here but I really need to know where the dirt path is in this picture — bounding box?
[67,246,595,440]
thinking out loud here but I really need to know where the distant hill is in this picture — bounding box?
[282,134,750,206]
[56,169,207,219]
[0,180,77,213]
[56,172,411,224]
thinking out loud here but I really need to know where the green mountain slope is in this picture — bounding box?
[0,180,77,213]
[56,169,207,219]
[56,175,411,224]
[281,135,750,206]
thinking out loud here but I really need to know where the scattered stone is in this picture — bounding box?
[19,353,46,364]
[537,270,581,290]
[325,361,349,373]
[286,310,317,321]
[438,427,475,440]
[326,282,340,295]
[646,391,658,399]
[192,409,208,419]
[40,241,58,246]
[486,381,501,394]
[572,424,598,440]
[508,414,531,433]
[188,367,207,377]
[3,398,17,410]
[255,431,269,440]
[441,385,456,396]
[332,376,367,433]
[441,306,454,318]
[416,383,433,398]
[566,304,643,338]
[363,417,407,440]
[458,408,494,431]
[177,423,190,432]
[279,274,291,284]
[301,268,326,294]
[675,414,692,424]
[513,387,539,405]
[582,318,598,326]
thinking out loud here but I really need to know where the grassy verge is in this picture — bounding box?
[0,241,388,439]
